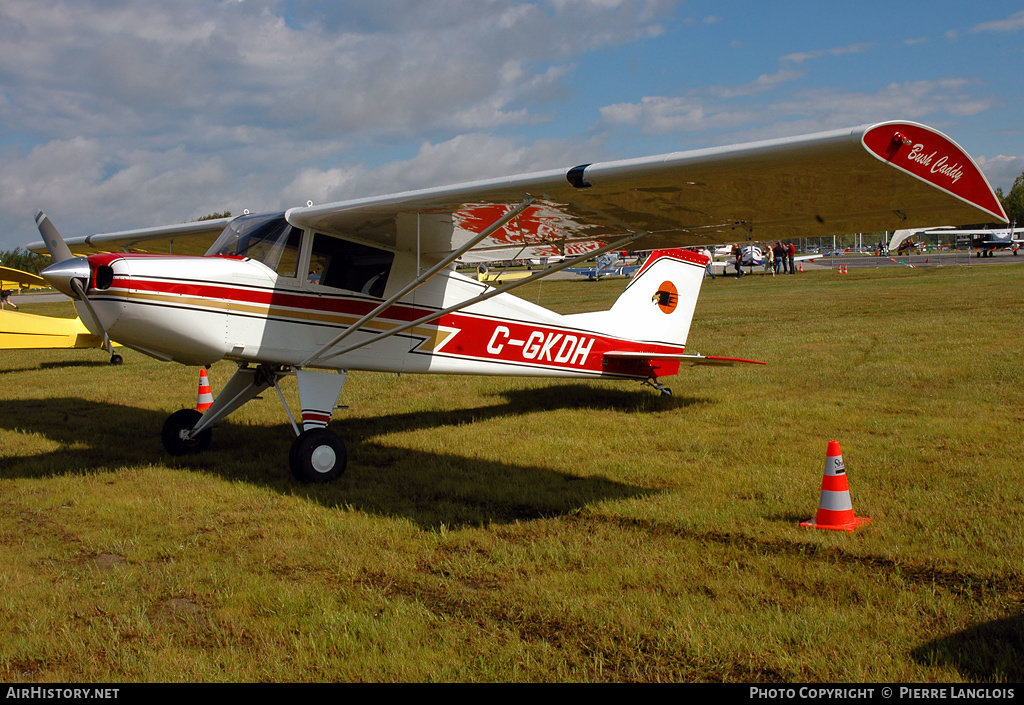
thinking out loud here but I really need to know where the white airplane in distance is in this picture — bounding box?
[708,244,819,275]
[566,252,644,280]
[29,121,1006,483]
[890,225,1021,257]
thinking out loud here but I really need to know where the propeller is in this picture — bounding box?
[35,211,123,365]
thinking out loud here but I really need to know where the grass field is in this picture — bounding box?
[1,262,1022,682]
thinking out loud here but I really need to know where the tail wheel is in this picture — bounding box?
[290,428,347,483]
[161,409,212,455]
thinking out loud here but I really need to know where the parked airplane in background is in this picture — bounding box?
[895,237,924,255]
[1,265,49,293]
[889,225,1021,257]
[28,121,1006,483]
[0,264,119,354]
[962,226,1020,257]
[1,308,117,354]
[708,244,818,275]
[566,252,644,280]
[2,265,50,310]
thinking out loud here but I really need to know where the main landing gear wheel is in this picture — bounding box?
[161,409,212,455]
[289,428,347,483]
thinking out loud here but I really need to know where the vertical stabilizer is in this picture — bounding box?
[563,248,708,347]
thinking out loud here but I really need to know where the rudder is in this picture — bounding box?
[563,248,708,347]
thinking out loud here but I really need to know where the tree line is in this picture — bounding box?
[996,171,1024,226]
[0,247,50,275]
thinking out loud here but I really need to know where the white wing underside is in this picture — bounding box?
[31,121,1007,264]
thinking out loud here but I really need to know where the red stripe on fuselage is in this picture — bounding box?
[110,276,427,322]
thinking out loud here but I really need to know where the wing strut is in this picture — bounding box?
[310,231,646,364]
[299,197,536,367]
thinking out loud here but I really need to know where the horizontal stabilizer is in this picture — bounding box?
[604,351,766,367]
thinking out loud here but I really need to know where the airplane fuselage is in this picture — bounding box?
[76,249,692,381]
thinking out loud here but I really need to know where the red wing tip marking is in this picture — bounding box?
[862,122,1008,223]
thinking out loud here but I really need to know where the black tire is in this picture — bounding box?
[290,428,347,483]
[161,409,212,455]
[109,354,123,365]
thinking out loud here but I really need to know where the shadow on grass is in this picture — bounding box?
[0,360,110,376]
[911,613,1024,682]
[0,383,703,529]
[38,360,113,369]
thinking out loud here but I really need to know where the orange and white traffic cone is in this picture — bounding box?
[196,368,213,412]
[801,440,870,532]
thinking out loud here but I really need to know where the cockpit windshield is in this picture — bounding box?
[206,212,302,278]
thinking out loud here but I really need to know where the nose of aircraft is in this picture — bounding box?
[41,256,92,298]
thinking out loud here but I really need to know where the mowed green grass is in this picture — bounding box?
[1,263,1022,682]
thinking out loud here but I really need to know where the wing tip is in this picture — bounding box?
[862,122,1008,223]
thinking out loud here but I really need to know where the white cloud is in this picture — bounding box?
[282,132,604,206]
[0,0,678,247]
[781,42,872,64]
[710,69,804,99]
[971,11,1024,33]
[598,78,996,144]
[976,154,1024,193]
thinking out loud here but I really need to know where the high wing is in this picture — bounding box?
[285,121,1006,263]
[28,217,235,257]
[28,121,1006,263]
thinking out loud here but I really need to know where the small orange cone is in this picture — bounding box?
[196,368,213,412]
[801,441,871,532]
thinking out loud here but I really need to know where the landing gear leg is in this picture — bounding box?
[642,377,673,397]
[160,363,284,457]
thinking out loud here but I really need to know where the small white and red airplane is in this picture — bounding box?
[29,121,1006,482]
[708,244,820,275]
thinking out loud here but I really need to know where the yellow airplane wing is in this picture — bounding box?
[0,309,116,350]
[0,265,49,290]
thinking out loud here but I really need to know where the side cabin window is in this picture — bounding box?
[308,233,394,298]
[206,212,303,279]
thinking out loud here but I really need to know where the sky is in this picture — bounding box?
[1,0,1023,251]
